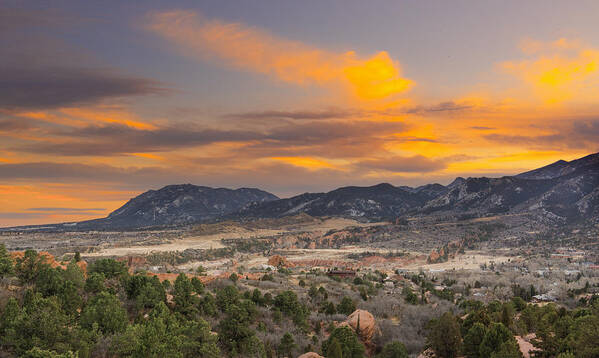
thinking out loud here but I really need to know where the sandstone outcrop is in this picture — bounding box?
[268,254,293,268]
[297,353,324,358]
[346,309,378,343]
[10,251,87,273]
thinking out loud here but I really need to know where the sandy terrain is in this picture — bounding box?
[84,218,382,257]
[402,251,513,271]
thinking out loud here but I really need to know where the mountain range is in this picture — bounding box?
[4,152,599,230]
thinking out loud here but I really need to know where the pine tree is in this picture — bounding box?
[0,244,13,279]
[464,323,487,358]
[278,332,297,357]
[327,337,343,358]
[427,312,462,358]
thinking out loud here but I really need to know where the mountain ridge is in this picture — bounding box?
[2,152,599,230]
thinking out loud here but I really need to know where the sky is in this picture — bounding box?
[2,1,599,226]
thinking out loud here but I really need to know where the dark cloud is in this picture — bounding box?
[225,104,473,121]
[26,207,105,212]
[404,101,472,115]
[0,212,47,220]
[265,120,405,144]
[572,120,599,137]
[0,162,172,183]
[0,6,166,110]
[404,137,438,143]
[356,155,446,173]
[470,126,495,130]
[0,160,442,200]
[0,119,32,131]
[224,108,357,121]
[484,133,565,145]
[0,67,166,110]
[16,119,406,157]
[483,120,599,150]
[0,7,77,31]
[17,124,262,156]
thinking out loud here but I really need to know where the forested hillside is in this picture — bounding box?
[1,245,599,357]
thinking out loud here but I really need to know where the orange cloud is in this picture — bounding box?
[13,107,157,130]
[131,152,164,161]
[519,37,584,54]
[502,38,599,103]
[269,156,342,171]
[60,107,157,130]
[145,10,412,100]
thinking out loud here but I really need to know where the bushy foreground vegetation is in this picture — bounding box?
[0,247,402,357]
[427,296,599,358]
[1,245,599,358]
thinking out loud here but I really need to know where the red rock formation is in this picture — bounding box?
[427,249,442,263]
[10,251,86,273]
[268,255,294,268]
[150,271,264,284]
[291,259,355,269]
[361,255,388,265]
[117,256,147,271]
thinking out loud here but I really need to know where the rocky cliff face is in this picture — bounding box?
[421,154,599,222]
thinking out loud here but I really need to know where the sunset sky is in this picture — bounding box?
[2,1,599,226]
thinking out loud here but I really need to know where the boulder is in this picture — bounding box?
[417,348,436,358]
[346,309,378,342]
[297,353,324,358]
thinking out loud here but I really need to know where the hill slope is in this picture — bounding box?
[240,153,599,223]
[3,152,599,231]
[76,184,278,229]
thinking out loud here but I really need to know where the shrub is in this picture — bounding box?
[88,259,127,279]
[322,326,365,358]
[337,296,356,315]
[427,312,462,358]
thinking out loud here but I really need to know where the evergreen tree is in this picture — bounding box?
[15,250,48,283]
[501,304,512,328]
[490,339,523,358]
[80,291,128,334]
[173,273,197,315]
[84,272,106,293]
[0,244,13,279]
[337,296,356,315]
[64,260,85,289]
[322,326,365,358]
[427,312,462,358]
[479,323,515,357]
[569,314,599,358]
[278,332,297,357]
[377,341,408,358]
[191,276,205,294]
[463,323,487,358]
[326,337,343,358]
[112,302,220,358]
[21,347,77,358]
[229,272,238,284]
[88,258,127,279]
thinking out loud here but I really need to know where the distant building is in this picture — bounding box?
[532,294,557,302]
